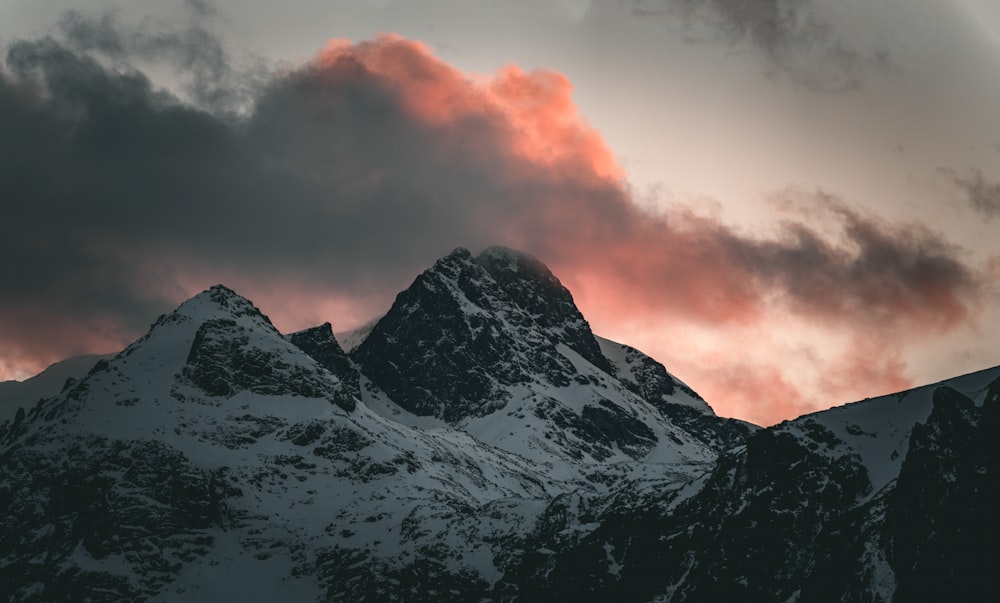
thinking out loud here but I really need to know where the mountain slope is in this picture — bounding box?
[596,336,756,452]
[352,246,611,423]
[352,247,752,486]
[0,353,112,422]
[1,248,995,602]
[504,365,1000,602]
[0,285,555,601]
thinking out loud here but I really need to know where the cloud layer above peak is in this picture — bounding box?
[1,10,995,424]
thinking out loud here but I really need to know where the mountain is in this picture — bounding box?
[352,247,752,486]
[500,366,999,602]
[1,247,996,602]
[352,246,615,422]
[0,353,112,422]
[0,283,555,601]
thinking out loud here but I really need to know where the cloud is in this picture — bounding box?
[546,189,979,337]
[750,190,977,331]
[53,2,264,112]
[943,168,1000,219]
[627,0,889,92]
[542,188,981,424]
[695,359,807,427]
[0,15,989,424]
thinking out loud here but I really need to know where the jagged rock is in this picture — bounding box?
[174,286,353,411]
[353,247,614,422]
[287,322,360,411]
[501,368,1000,602]
[1,251,996,602]
[887,382,999,602]
[597,336,757,451]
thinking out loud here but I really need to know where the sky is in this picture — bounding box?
[1,0,998,425]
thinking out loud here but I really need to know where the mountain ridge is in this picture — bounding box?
[1,246,995,602]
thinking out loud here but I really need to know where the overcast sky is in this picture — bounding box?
[1,0,998,425]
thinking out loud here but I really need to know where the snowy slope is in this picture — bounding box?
[776,365,999,499]
[2,247,994,602]
[0,354,111,422]
[505,365,1000,602]
[352,247,753,489]
[1,286,550,600]
[596,336,711,414]
[4,281,696,601]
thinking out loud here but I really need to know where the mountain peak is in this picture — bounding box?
[286,322,359,411]
[353,246,613,422]
[476,247,612,374]
[441,246,474,261]
[96,284,355,411]
[3,256,996,602]
[475,245,536,270]
[473,246,569,293]
[191,284,270,317]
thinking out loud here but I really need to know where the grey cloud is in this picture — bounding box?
[55,3,264,113]
[0,13,986,378]
[630,0,888,92]
[738,192,978,328]
[944,168,1000,219]
[0,22,561,365]
[556,187,982,336]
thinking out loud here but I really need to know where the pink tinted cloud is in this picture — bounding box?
[316,35,623,183]
[298,36,984,423]
[1,32,990,426]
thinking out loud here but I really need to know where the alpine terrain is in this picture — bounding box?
[1,246,996,602]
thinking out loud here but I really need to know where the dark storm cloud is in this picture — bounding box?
[943,168,1000,219]
[0,14,987,396]
[54,3,264,112]
[554,189,980,334]
[0,22,581,369]
[630,0,888,92]
[736,192,977,328]
[0,35,472,300]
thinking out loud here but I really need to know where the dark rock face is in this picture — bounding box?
[616,342,682,401]
[0,437,236,602]
[314,545,491,603]
[505,425,873,602]
[353,247,610,422]
[887,383,999,602]
[475,247,612,375]
[2,267,996,603]
[532,398,657,461]
[179,301,354,411]
[288,323,360,411]
[502,380,1000,602]
[658,402,759,452]
[183,318,340,401]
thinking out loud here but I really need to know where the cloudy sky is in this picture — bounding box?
[1,0,998,425]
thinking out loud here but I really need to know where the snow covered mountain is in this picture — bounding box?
[0,354,111,423]
[352,247,752,486]
[503,366,999,602]
[1,247,996,602]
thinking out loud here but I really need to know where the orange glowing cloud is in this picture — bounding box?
[315,34,623,182]
[1,30,989,427]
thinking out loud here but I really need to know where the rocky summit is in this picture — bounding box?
[1,247,996,602]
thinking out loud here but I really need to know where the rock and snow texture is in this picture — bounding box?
[0,283,550,601]
[1,248,997,602]
[508,366,1000,603]
[352,247,746,482]
[0,353,111,422]
[353,246,613,422]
